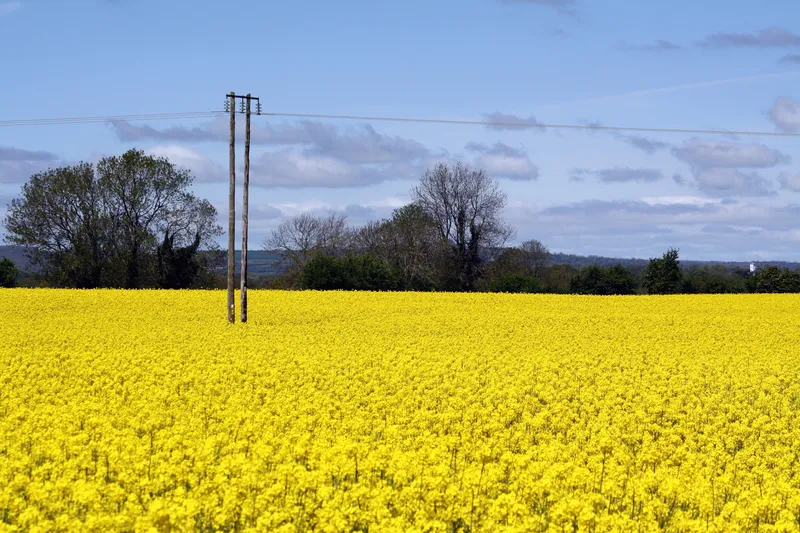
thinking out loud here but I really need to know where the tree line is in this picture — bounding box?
[3,153,800,294]
[261,162,800,295]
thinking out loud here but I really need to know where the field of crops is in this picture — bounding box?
[1,290,800,532]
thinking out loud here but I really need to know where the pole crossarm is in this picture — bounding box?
[224,93,262,115]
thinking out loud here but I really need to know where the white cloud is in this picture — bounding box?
[778,172,800,192]
[146,145,225,183]
[692,167,775,197]
[466,142,539,180]
[507,197,800,260]
[0,146,59,184]
[640,196,724,207]
[769,97,800,132]
[672,138,790,169]
[0,161,52,184]
[481,112,545,131]
[697,27,800,49]
[256,151,357,188]
[570,167,663,183]
[476,153,540,181]
[111,118,430,164]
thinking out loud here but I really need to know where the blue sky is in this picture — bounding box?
[3,0,800,260]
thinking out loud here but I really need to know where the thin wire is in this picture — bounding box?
[0,108,797,138]
[262,112,800,138]
[0,111,224,127]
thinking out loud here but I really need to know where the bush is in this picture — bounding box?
[747,266,800,293]
[540,264,579,293]
[682,265,746,294]
[571,264,637,295]
[300,255,401,291]
[0,258,18,288]
[488,274,540,294]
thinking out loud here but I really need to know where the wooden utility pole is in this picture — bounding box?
[224,92,260,324]
[227,92,236,324]
[241,94,251,323]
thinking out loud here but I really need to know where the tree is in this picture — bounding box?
[519,240,551,277]
[352,204,449,291]
[0,258,18,288]
[96,150,220,288]
[157,231,201,289]
[540,264,579,293]
[642,248,683,295]
[264,212,350,273]
[570,264,637,295]
[4,149,222,288]
[412,162,513,291]
[4,163,112,287]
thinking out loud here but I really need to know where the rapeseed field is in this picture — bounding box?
[1,289,800,532]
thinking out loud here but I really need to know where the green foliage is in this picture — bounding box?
[682,265,747,294]
[488,274,540,294]
[0,258,18,288]
[746,266,800,293]
[360,203,449,291]
[300,254,401,291]
[157,232,203,289]
[642,248,683,295]
[570,264,637,295]
[489,248,527,277]
[342,255,402,291]
[540,264,579,294]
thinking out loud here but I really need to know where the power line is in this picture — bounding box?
[0,108,798,138]
[261,112,800,138]
[0,111,223,127]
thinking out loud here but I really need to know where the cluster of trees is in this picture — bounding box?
[5,153,800,295]
[267,205,800,294]
[258,160,800,295]
[2,149,222,289]
[260,160,800,295]
[263,163,518,292]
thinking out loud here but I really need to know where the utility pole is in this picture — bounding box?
[224,92,261,324]
[227,91,236,324]
[241,94,251,323]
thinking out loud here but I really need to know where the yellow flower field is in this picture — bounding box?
[1,290,800,532]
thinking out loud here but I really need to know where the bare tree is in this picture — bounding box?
[520,239,551,277]
[412,162,513,291]
[353,204,449,290]
[264,212,350,271]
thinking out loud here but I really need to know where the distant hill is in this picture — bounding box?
[0,247,286,276]
[3,245,799,276]
[549,253,800,271]
[0,246,31,271]
[206,250,285,276]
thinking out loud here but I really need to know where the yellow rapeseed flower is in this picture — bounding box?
[1,289,799,532]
